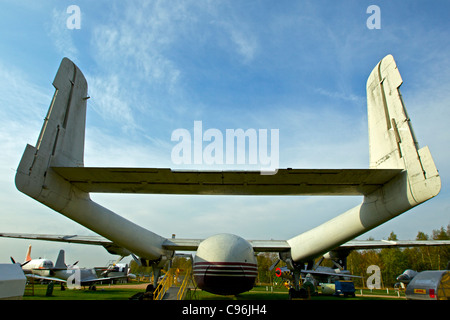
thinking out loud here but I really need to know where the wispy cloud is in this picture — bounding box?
[216,19,259,64]
[91,3,184,88]
[314,87,365,104]
[88,74,137,133]
[47,7,78,59]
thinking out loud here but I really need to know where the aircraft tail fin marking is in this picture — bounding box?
[25,245,32,262]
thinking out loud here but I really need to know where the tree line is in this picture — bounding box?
[347,225,450,287]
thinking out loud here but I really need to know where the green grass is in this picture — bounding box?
[186,285,290,300]
[22,283,405,300]
[23,283,145,300]
[185,285,405,300]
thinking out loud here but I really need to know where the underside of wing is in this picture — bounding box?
[0,232,131,256]
[161,238,203,251]
[337,240,450,251]
[52,167,402,196]
[1,232,291,254]
[0,232,111,245]
[26,274,66,283]
[302,269,362,278]
[248,240,291,252]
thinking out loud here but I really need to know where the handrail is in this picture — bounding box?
[153,268,174,300]
[177,266,192,300]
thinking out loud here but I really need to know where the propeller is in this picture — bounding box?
[101,256,125,276]
[10,257,31,267]
[67,261,79,268]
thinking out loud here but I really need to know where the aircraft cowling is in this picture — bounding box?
[193,233,257,295]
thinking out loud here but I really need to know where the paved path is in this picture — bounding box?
[162,286,181,300]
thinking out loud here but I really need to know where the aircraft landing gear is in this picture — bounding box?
[280,255,315,300]
[133,256,169,299]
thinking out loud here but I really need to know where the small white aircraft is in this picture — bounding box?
[10,245,54,276]
[3,55,449,297]
[20,249,130,289]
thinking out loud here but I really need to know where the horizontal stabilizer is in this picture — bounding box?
[51,167,402,196]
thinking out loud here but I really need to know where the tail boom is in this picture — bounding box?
[15,58,168,262]
[287,55,441,264]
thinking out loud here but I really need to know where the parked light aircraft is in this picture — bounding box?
[274,265,361,282]
[10,245,54,275]
[21,249,130,289]
[3,55,448,297]
[273,264,361,297]
[396,269,419,286]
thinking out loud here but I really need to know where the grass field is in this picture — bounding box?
[22,283,145,300]
[22,282,406,300]
[186,285,406,300]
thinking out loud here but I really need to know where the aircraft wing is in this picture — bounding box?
[303,269,362,278]
[26,273,128,285]
[26,273,66,283]
[161,238,449,254]
[51,167,402,196]
[336,240,450,250]
[0,232,292,254]
[0,232,111,245]
[0,232,131,256]
[3,232,448,254]
[277,266,362,278]
[77,274,131,285]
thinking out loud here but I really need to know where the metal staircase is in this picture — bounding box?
[153,266,194,300]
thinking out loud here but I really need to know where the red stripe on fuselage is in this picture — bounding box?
[193,262,258,277]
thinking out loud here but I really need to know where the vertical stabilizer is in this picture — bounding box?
[366,54,440,203]
[25,245,32,262]
[15,58,88,203]
[54,250,66,269]
[36,57,88,168]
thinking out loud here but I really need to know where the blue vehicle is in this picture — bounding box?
[333,281,356,297]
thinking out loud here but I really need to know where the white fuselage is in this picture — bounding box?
[22,259,53,276]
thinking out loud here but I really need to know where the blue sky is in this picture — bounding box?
[0,1,449,267]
